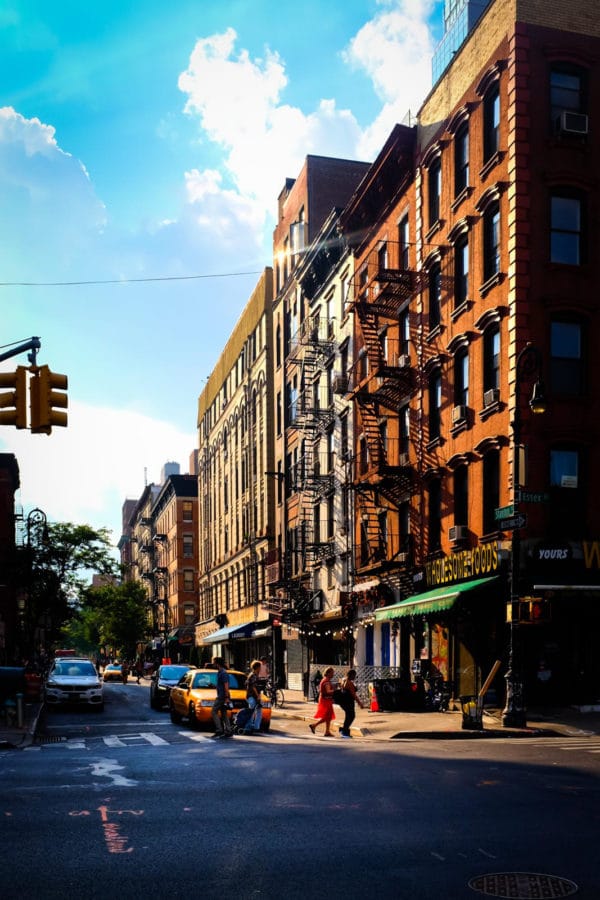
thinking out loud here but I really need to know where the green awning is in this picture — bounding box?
[374,576,500,621]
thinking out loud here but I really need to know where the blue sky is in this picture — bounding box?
[0,0,444,548]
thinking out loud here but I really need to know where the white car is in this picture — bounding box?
[45,658,104,711]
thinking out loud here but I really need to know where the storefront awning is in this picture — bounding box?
[352,579,380,593]
[200,622,256,645]
[375,576,500,621]
[252,626,272,638]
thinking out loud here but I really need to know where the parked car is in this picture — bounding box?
[150,664,195,709]
[45,658,104,711]
[168,668,271,731]
[103,663,124,683]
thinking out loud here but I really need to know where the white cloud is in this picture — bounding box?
[343,0,439,157]
[178,28,365,215]
[1,401,196,545]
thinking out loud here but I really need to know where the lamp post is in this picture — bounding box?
[502,343,546,728]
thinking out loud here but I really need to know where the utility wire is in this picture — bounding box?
[0,269,263,287]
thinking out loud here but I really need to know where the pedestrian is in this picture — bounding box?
[309,666,336,737]
[134,659,144,684]
[211,656,234,739]
[120,659,129,684]
[258,656,270,679]
[244,660,263,735]
[337,669,364,738]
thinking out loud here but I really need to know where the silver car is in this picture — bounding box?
[45,658,104,711]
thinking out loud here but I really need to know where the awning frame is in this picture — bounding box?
[375,576,500,621]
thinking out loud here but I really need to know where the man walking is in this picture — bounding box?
[211,656,234,739]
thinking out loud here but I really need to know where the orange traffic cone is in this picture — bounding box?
[370,684,380,712]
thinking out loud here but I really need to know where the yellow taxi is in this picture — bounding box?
[168,668,271,732]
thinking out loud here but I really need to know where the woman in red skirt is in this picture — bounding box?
[309,666,336,736]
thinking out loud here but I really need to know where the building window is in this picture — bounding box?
[483,85,500,162]
[183,569,194,591]
[454,348,469,407]
[182,501,193,522]
[428,371,442,442]
[483,202,500,281]
[454,234,469,307]
[428,158,441,229]
[400,308,410,355]
[400,404,410,452]
[550,190,583,265]
[551,319,583,395]
[399,215,410,269]
[183,534,193,558]
[340,412,349,460]
[550,447,583,534]
[454,465,468,527]
[428,478,442,553]
[550,448,579,489]
[428,262,442,331]
[482,450,500,535]
[550,63,587,124]
[483,326,500,393]
[454,122,469,196]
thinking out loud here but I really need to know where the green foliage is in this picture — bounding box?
[16,520,119,652]
[81,580,150,659]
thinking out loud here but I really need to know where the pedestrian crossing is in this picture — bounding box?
[27,730,311,751]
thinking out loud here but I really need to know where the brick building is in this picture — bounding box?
[337,0,600,709]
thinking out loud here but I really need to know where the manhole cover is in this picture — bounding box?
[468,873,578,898]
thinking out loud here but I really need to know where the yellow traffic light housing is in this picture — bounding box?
[0,366,27,428]
[30,365,68,434]
[519,596,551,624]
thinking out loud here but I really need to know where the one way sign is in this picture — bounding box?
[498,513,527,531]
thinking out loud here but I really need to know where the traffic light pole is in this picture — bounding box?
[0,336,41,365]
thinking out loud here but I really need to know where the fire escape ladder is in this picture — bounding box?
[356,399,385,472]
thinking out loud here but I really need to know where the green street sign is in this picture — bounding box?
[515,490,550,503]
[495,504,515,521]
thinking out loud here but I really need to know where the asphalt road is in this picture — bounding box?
[1,680,598,899]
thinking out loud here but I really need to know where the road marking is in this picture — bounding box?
[90,758,137,786]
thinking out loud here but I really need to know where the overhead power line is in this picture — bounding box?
[0,269,263,287]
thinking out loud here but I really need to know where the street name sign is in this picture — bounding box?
[495,504,515,521]
[498,512,527,531]
[515,490,550,503]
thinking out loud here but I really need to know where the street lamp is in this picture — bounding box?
[502,343,546,728]
[26,507,49,547]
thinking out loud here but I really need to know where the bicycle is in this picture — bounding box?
[266,679,285,708]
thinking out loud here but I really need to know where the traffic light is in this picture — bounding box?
[519,596,551,624]
[0,366,27,428]
[30,364,68,434]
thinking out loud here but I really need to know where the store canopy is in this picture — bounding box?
[200,623,255,645]
[374,576,500,621]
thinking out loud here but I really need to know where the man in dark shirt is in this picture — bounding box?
[211,656,234,739]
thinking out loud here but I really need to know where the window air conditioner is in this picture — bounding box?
[398,354,411,368]
[451,404,467,424]
[397,552,409,564]
[332,374,349,394]
[448,525,467,543]
[483,388,500,407]
[399,452,410,467]
[556,111,588,136]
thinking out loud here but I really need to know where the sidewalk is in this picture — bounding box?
[1,694,599,749]
[0,700,43,750]
[276,690,600,740]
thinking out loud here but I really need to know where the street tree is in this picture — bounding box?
[14,521,118,654]
[76,579,150,660]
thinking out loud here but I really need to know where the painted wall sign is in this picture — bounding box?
[425,541,499,586]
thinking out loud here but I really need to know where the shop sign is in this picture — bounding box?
[425,541,499,587]
[535,545,572,562]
